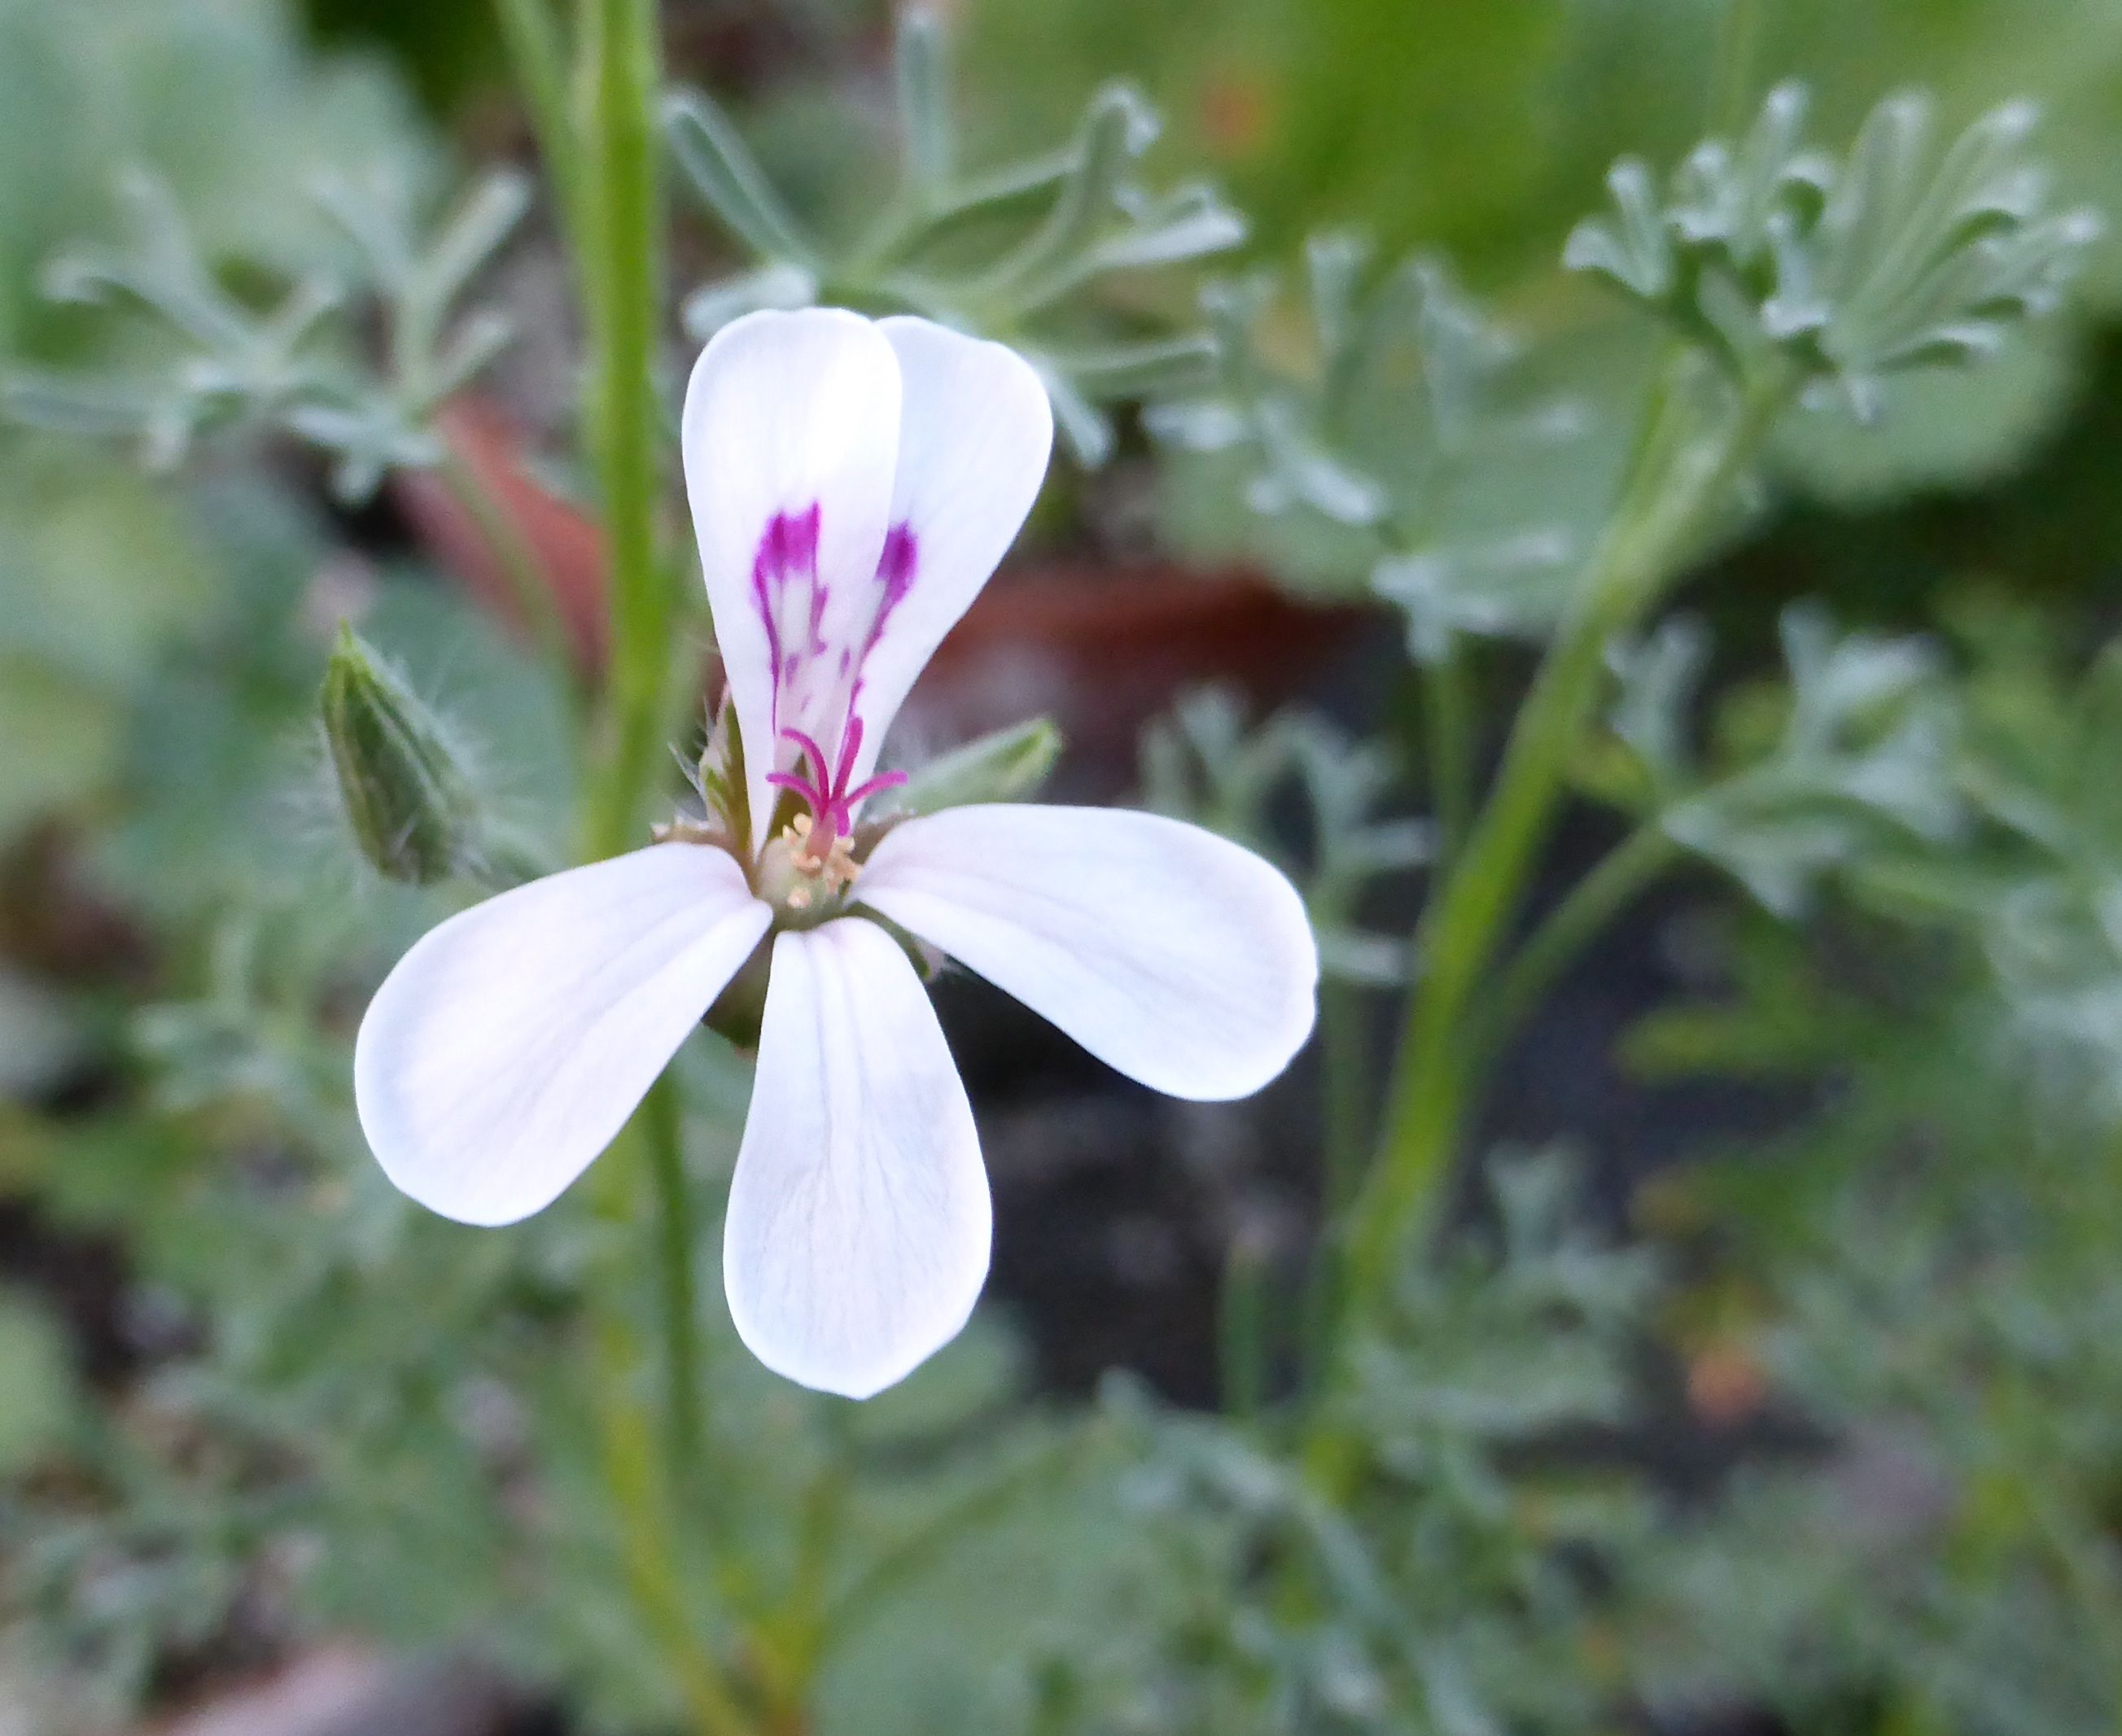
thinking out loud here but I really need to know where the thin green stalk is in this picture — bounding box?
[494,0,589,253]
[589,1301,751,1736]
[1317,978,1374,1224]
[1461,824,1677,1073]
[577,0,674,864]
[552,4,742,1729]
[760,1406,854,1721]
[1219,1228,1271,1422]
[1315,363,1787,1479]
[1301,977,1373,1393]
[1420,645,1474,872]
[644,1073,706,1480]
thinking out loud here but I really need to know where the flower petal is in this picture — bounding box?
[858,805,1319,1100]
[724,918,989,1398]
[841,317,1054,789]
[681,308,903,837]
[355,845,771,1227]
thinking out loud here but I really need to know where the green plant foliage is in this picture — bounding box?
[1140,689,1429,986]
[4,3,2122,1734]
[1592,606,1963,916]
[1153,238,1597,614]
[1565,84,2100,418]
[7,166,527,502]
[0,0,432,855]
[1021,1155,1655,1736]
[669,11,1245,465]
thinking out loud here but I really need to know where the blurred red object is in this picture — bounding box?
[393,397,610,675]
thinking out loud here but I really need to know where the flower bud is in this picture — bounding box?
[320,626,490,885]
[886,717,1064,819]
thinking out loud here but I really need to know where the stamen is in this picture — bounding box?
[840,768,908,812]
[783,728,832,784]
[833,718,865,794]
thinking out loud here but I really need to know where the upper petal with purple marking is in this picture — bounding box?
[682,312,1052,850]
[682,308,903,841]
[835,318,1054,796]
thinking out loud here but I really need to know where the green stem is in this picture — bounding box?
[1315,363,1787,1480]
[1219,1228,1271,1422]
[1301,977,1373,1393]
[1420,645,1474,872]
[493,0,589,252]
[588,1295,750,1736]
[1461,824,1677,1074]
[644,1073,706,1480]
[578,0,674,865]
[551,5,742,1729]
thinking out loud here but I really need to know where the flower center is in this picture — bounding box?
[755,812,864,923]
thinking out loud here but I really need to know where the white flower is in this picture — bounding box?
[354,309,1319,1398]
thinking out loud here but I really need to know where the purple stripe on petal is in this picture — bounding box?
[877,523,918,614]
[750,503,823,732]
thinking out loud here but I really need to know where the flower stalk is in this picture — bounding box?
[532,3,742,1728]
[1315,357,1790,1478]
[578,0,675,865]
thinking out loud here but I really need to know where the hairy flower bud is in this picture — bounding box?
[320,626,491,885]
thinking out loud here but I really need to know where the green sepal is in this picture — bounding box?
[885,718,1064,819]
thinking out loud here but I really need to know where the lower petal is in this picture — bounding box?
[724,918,989,1399]
[355,844,771,1227]
[856,805,1319,1101]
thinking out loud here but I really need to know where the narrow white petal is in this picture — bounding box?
[843,318,1053,789]
[859,805,1319,1101]
[356,846,771,1227]
[725,919,989,1399]
[680,308,903,835]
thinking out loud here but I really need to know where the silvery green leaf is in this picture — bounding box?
[1608,616,1710,795]
[1563,159,1674,300]
[285,401,443,503]
[1567,82,2097,409]
[1036,359,1115,466]
[1083,181,1247,278]
[42,169,254,353]
[665,88,820,269]
[894,8,954,193]
[414,169,532,313]
[2,372,168,441]
[427,308,518,405]
[1374,531,1576,664]
[1249,397,1389,525]
[975,83,1161,315]
[1317,927,1411,988]
[1639,606,1963,917]
[1140,395,1249,451]
[662,10,1227,471]
[1048,333,1220,402]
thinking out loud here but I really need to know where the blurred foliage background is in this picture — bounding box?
[2,2,2122,1734]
